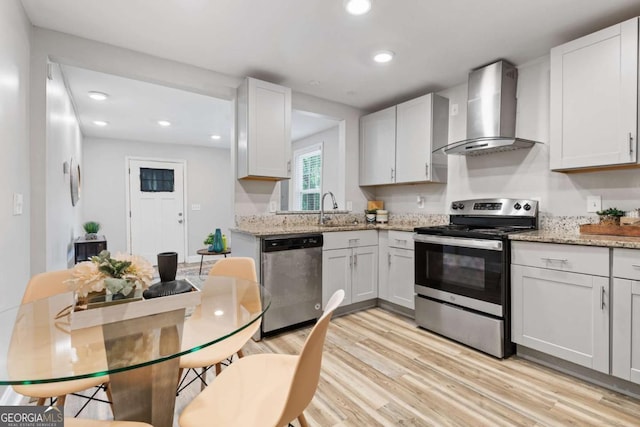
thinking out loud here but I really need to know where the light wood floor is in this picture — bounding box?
[63,307,640,426]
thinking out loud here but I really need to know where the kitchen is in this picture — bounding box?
[3,0,640,425]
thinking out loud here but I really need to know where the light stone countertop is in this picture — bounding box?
[230,223,420,237]
[509,230,640,249]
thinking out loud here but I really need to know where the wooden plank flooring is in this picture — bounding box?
[63,307,640,426]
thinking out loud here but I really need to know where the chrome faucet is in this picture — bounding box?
[319,191,338,225]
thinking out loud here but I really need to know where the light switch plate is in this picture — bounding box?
[13,193,23,215]
[587,195,601,213]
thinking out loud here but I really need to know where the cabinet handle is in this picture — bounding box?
[540,257,568,263]
[349,254,353,267]
[632,264,640,269]
[395,239,406,246]
[391,168,395,181]
[287,160,291,173]
[601,286,605,310]
[388,253,391,265]
[630,133,634,155]
[425,163,429,177]
[354,254,358,266]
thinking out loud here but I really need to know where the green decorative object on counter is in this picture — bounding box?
[365,209,377,224]
[596,207,625,226]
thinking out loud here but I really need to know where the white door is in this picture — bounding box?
[359,106,396,186]
[351,246,378,303]
[396,94,432,184]
[322,248,352,308]
[128,159,186,264]
[388,247,415,309]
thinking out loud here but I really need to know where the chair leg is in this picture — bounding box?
[200,368,207,391]
[56,395,66,407]
[36,398,46,406]
[237,349,244,358]
[104,383,114,413]
[298,413,309,427]
[215,363,222,375]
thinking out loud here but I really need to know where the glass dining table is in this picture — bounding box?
[0,275,270,427]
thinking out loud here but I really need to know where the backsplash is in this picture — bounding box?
[235,212,448,228]
[539,215,598,234]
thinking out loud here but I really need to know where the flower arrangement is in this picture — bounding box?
[67,250,154,298]
[596,207,625,226]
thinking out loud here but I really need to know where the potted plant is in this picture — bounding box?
[365,209,377,224]
[83,221,101,240]
[596,207,625,226]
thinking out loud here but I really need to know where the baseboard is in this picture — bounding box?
[517,345,640,400]
[186,255,200,263]
[377,299,415,319]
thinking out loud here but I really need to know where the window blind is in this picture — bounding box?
[293,144,322,211]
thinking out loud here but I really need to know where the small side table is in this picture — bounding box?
[74,235,107,264]
[196,248,231,275]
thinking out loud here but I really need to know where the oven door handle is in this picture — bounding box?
[413,234,503,251]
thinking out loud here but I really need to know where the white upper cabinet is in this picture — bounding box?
[237,77,292,180]
[550,17,639,171]
[360,106,396,185]
[396,94,448,184]
[359,93,449,186]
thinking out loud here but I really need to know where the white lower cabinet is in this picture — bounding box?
[322,231,378,308]
[511,241,610,373]
[612,248,640,384]
[379,231,415,309]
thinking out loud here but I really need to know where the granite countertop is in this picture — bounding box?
[231,223,419,237]
[509,230,640,249]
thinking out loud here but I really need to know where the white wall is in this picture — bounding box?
[235,93,367,216]
[83,138,233,259]
[290,125,341,209]
[374,56,640,217]
[0,0,31,309]
[30,27,241,273]
[46,62,84,270]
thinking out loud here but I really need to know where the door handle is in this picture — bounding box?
[630,132,634,155]
[601,286,605,310]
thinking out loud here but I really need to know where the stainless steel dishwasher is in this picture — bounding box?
[261,234,323,335]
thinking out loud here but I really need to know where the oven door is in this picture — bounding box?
[414,234,505,316]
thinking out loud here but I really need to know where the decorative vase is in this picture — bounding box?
[85,233,98,240]
[157,252,178,282]
[212,228,223,253]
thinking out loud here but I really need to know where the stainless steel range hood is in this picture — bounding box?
[440,60,540,156]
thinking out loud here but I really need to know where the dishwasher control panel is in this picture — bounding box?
[262,235,323,252]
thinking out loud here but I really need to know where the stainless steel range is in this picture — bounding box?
[413,198,538,358]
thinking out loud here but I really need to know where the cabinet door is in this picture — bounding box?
[360,106,396,186]
[352,246,378,303]
[396,94,432,184]
[378,231,389,300]
[511,265,609,373]
[550,17,638,170]
[612,278,640,384]
[322,248,352,308]
[239,78,291,179]
[388,247,415,309]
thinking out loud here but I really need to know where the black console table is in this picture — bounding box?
[74,236,107,264]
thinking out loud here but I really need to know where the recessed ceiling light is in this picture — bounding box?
[210,134,221,140]
[344,0,371,15]
[88,91,108,101]
[93,120,108,126]
[157,120,171,127]
[373,50,395,63]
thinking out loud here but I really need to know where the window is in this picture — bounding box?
[293,144,322,211]
[140,168,175,192]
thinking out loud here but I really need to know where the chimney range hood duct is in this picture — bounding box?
[439,60,540,156]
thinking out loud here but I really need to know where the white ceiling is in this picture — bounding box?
[21,0,640,111]
[61,64,233,147]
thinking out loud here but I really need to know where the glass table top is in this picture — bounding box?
[0,275,270,385]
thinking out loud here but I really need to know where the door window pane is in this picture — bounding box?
[140,168,174,192]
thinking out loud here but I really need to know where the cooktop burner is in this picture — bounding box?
[414,198,539,239]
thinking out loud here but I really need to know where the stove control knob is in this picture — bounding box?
[514,203,522,210]
[451,203,458,210]
[523,203,531,211]
[458,203,464,210]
